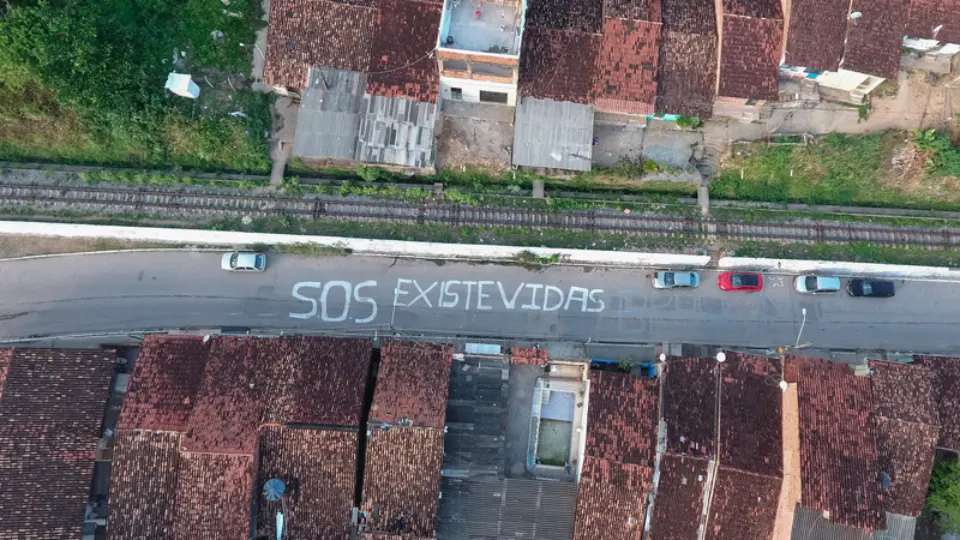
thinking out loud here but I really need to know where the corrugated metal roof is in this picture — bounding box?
[790,507,916,540]
[438,477,578,539]
[874,514,917,540]
[293,68,367,160]
[356,94,437,168]
[512,98,594,171]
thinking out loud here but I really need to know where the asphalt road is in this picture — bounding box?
[0,252,958,352]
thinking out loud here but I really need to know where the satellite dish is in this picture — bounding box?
[264,479,286,501]
[849,11,862,19]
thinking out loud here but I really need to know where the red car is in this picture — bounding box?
[718,272,763,292]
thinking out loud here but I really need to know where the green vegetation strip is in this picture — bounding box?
[712,130,960,211]
[0,0,272,173]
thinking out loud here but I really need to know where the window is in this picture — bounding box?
[450,87,463,100]
[479,90,509,104]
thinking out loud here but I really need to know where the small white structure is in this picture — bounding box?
[165,73,200,99]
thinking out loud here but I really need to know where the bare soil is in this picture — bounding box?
[0,235,179,259]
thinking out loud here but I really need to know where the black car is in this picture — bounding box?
[847,279,895,298]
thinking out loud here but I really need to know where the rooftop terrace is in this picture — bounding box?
[439,0,525,55]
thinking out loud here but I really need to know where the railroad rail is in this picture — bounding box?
[2,183,959,249]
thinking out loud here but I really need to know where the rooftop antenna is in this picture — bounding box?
[933,24,943,38]
[264,479,288,540]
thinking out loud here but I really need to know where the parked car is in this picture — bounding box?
[221,251,266,272]
[718,272,763,292]
[847,279,895,298]
[794,275,841,294]
[652,271,701,289]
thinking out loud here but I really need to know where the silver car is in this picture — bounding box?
[221,251,266,272]
[794,275,841,294]
[652,271,701,289]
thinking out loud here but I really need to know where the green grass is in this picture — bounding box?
[711,131,960,210]
[734,241,960,267]
[0,0,272,173]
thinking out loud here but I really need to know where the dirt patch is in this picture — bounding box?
[0,235,180,259]
[436,115,513,172]
[880,137,960,201]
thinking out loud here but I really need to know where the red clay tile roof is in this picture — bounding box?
[593,18,661,115]
[118,335,210,432]
[648,454,709,540]
[262,336,372,426]
[874,416,939,517]
[519,27,602,103]
[841,0,909,79]
[370,340,452,429]
[906,0,960,44]
[586,371,660,467]
[0,348,114,539]
[718,15,783,100]
[661,0,717,34]
[784,0,848,70]
[511,347,549,366]
[604,0,662,22]
[790,355,886,531]
[573,457,653,540]
[107,430,182,539]
[913,355,960,450]
[263,0,378,89]
[722,0,782,18]
[525,0,603,32]
[256,426,358,539]
[362,427,444,537]
[869,360,939,426]
[0,350,10,389]
[704,467,781,540]
[170,452,255,540]
[664,357,717,458]
[366,0,442,103]
[719,352,783,477]
[183,336,371,454]
[656,30,717,117]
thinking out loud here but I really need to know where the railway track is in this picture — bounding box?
[2,183,958,249]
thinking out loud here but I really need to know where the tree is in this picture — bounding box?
[925,459,960,534]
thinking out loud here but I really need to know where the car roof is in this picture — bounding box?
[667,272,696,284]
[235,253,260,266]
[816,276,841,288]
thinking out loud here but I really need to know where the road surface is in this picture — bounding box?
[0,252,957,352]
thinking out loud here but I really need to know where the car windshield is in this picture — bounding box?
[862,281,873,295]
[663,273,675,286]
[732,274,757,287]
[804,276,818,290]
[230,253,239,267]
[256,254,265,268]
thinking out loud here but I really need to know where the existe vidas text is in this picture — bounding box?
[290,279,606,322]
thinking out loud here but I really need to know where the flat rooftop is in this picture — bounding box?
[440,0,522,55]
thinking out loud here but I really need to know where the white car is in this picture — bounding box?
[794,275,840,294]
[221,252,266,272]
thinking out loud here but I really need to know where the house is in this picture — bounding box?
[715,0,785,118]
[0,348,116,539]
[263,0,441,169]
[361,339,453,537]
[107,335,373,539]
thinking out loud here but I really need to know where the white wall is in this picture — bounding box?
[440,76,517,106]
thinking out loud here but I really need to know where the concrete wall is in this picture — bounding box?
[440,76,517,106]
